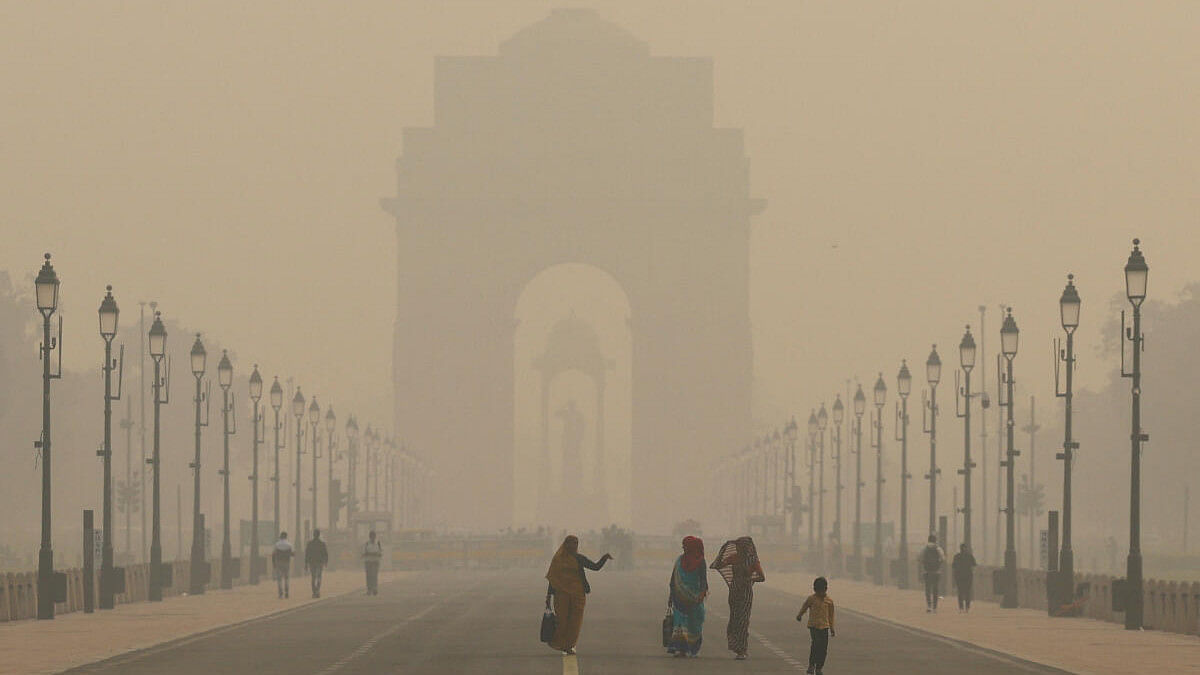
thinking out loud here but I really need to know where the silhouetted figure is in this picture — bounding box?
[919,534,945,612]
[544,535,612,654]
[556,400,586,488]
[305,529,329,598]
[272,532,294,599]
[951,543,977,612]
[362,530,383,595]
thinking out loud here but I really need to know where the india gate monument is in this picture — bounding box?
[383,9,760,531]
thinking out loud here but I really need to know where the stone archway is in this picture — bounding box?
[383,9,761,530]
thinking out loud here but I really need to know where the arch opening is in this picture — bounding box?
[513,263,632,529]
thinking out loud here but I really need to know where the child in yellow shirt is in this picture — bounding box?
[796,576,835,675]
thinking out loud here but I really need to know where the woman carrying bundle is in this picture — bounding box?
[711,536,765,660]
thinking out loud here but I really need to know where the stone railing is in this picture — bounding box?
[885,556,1200,637]
[0,556,253,622]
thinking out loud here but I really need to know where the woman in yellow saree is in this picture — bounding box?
[545,535,612,654]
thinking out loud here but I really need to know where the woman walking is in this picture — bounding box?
[667,536,709,657]
[545,535,612,655]
[711,536,765,660]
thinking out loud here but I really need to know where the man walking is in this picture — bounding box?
[951,543,977,612]
[362,530,383,595]
[305,529,329,598]
[272,532,295,599]
[919,534,945,613]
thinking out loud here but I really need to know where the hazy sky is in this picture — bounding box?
[1,1,1197,434]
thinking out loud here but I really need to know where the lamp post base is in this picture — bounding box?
[37,547,55,620]
[189,539,207,595]
[149,543,163,601]
[1124,552,1143,629]
[1002,549,1019,608]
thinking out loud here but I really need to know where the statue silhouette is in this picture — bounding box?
[556,399,587,488]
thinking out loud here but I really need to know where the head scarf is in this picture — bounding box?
[710,536,764,587]
[546,535,585,596]
[680,536,705,572]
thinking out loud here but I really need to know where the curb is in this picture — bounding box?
[57,573,398,674]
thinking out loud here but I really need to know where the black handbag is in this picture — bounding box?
[540,608,557,643]
[661,603,673,648]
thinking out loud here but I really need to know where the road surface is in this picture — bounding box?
[63,569,1069,674]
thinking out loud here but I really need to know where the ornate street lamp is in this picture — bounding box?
[806,411,818,551]
[831,396,845,572]
[1051,274,1081,615]
[955,326,978,555]
[872,374,887,585]
[97,286,125,609]
[291,387,306,572]
[852,384,866,581]
[308,398,321,533]
[816,404,829,568]
[894,360,912,589]
[147,312,169,600]
[324,407,338,532]
[363,426,374,511]
[188,334,210,595]
[269,377,284,546]
[1121,240,1149,629]
[997,308,1021,608]
[346,416,360,522]
[922,345,941,538]
[217,351,236,589]
[248,365,264,585]
[34,254,62,619]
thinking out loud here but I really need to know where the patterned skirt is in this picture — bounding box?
[669,602,705,655]
[726,584,753,654]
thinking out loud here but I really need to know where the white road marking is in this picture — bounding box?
[314,602,441,675]
[562,652,579,675]
[709,608,808,671]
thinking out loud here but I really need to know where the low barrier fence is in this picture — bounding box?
[802,549,1200,638]
[0,556,251,623]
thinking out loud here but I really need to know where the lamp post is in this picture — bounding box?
[832,397,845,573]
[291,388,306,573]
[324,407,337,531]
[998,308,1021,608]
[217,351,235,590]
[308,398,321,532]
[923,346,942,537]
[363,426,373,511]
[853,384,866,581]
[97,286,124,609]
[872,374,887,585]
[34,254,62,619]
[817,405,829,568]
[269,377,283,540]
[895,361,912,589]
[806,412,817,551]
[346,416,359,523]
[1121,239,1149,630]
[782,418,797,538]
[248,365,264,585]
[1052,274,1080,614]
[147,312,168,600]
[956,326,977,553]
[188,335,210,595]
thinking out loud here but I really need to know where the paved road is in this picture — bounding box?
[63,570,1069,674]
